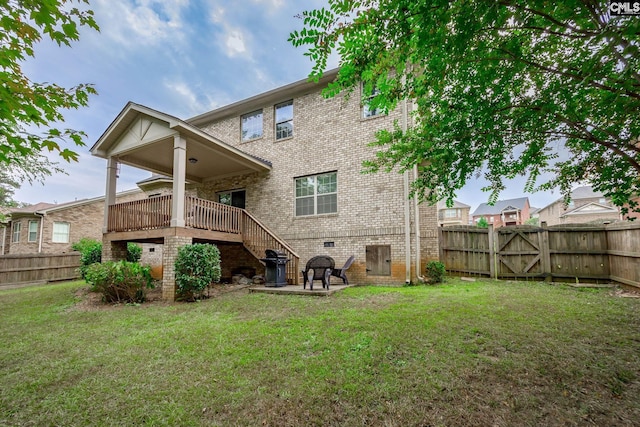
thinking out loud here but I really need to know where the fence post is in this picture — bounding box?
[539,221,552,282]
[438,225,444,263]
[488,224,496,279]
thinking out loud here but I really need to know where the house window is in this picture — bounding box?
[218,189,246,209]
[28,220,38,242]
[444,209,458,218]
[241,109,263,141]
[295,172,337,216]
[52,222,70,243]
[362,84,381,118]
[599,198,606,204]
[275,100,293,140]
[12,222,21,243]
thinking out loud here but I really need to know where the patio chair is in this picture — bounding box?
[331,255,355,285]
[302,255,335,290]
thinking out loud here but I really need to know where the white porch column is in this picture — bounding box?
[171,135,187,227]
[103,157,118,233]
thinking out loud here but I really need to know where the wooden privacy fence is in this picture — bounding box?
[0,253,81,288]
[439,222,640,289]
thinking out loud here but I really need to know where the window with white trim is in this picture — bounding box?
[52,222,70,243]
[28,220,38,242]
[241,109,263,141]
[362,84,382,118]
[444,209,458,218]
[295,172,337,216]
[12,222,21,243]
[275,100,293,140]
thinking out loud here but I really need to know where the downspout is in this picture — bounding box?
[402,74,411,284]
[414,165,425,282]
[35,212,45,253]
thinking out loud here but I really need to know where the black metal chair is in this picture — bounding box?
[331,255,355,285]
[302,255,334,290]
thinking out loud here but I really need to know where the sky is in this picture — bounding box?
[14,0,565,213]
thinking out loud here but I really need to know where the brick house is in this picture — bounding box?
[471,197,531,228]
[437,200,471,226]
[536,186,621,226]
[90,69,439,300]
[3,190,142,255]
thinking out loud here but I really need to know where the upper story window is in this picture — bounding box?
[12,221,21,243]
[275,100,293,140]
[295,172,337,216]
[444,209,458,218]
[28,220,38,242]
[241,109,263,141]
[362,84,382,118]
[52,222,70,243]
[599,198,606,204]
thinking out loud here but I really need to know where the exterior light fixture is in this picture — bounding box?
[188,157,198,164]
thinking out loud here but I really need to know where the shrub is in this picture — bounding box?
[174,243,221,301]
[85,261,154,303]
[126,242,142,263]
[425,261,446,284]
[477,217,489,228]
[72,238,102,279]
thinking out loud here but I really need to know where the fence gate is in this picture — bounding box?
[496,226,547,280]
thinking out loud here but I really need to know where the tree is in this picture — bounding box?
[477,217,489,228]
[289,1,640,215]
[0,152,64,221]
[0,0,99,179]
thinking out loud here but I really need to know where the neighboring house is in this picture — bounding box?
[4,190,143,255]
[90,69,439,300]
[471,197,531,228]
[536,186,621,226]
[437,200,471,226]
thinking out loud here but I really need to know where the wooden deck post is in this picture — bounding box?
[171,135,187,228]
[103,157,118,233]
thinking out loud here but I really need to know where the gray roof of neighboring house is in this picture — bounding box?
[437,200,471,209]
[472,197,529,216]
[569,185,604,199]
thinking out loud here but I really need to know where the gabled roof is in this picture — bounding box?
[91,102,272,183]
[472,197,529,216]
[472,198,530,216]
[561,202,619,217]
[437,200,471,210]
[570,185,603,200]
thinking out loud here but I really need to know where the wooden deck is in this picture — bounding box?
[106,196,300,284]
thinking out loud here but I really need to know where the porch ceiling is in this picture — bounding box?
[91,102,271,183]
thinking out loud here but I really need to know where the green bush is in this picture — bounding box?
[425,261,446,284]
[72,238,102,279]
[126,242,142,263]
[85,261,154,303]
[174,243,221,301]
[73,239,144,280]
[476,217,489,228]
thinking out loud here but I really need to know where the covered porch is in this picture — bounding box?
[91,103,299,300]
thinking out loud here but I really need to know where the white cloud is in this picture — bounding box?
[93,0,188,47]
[225,29,247,57]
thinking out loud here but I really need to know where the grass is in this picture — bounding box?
[1,279,639,426]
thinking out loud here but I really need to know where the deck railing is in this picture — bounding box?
[185,196,242,234]
[242,211,300,285]
[107,195,299,284]
[108,195,172,232]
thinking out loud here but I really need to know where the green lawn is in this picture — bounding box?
[1,279,639,426]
